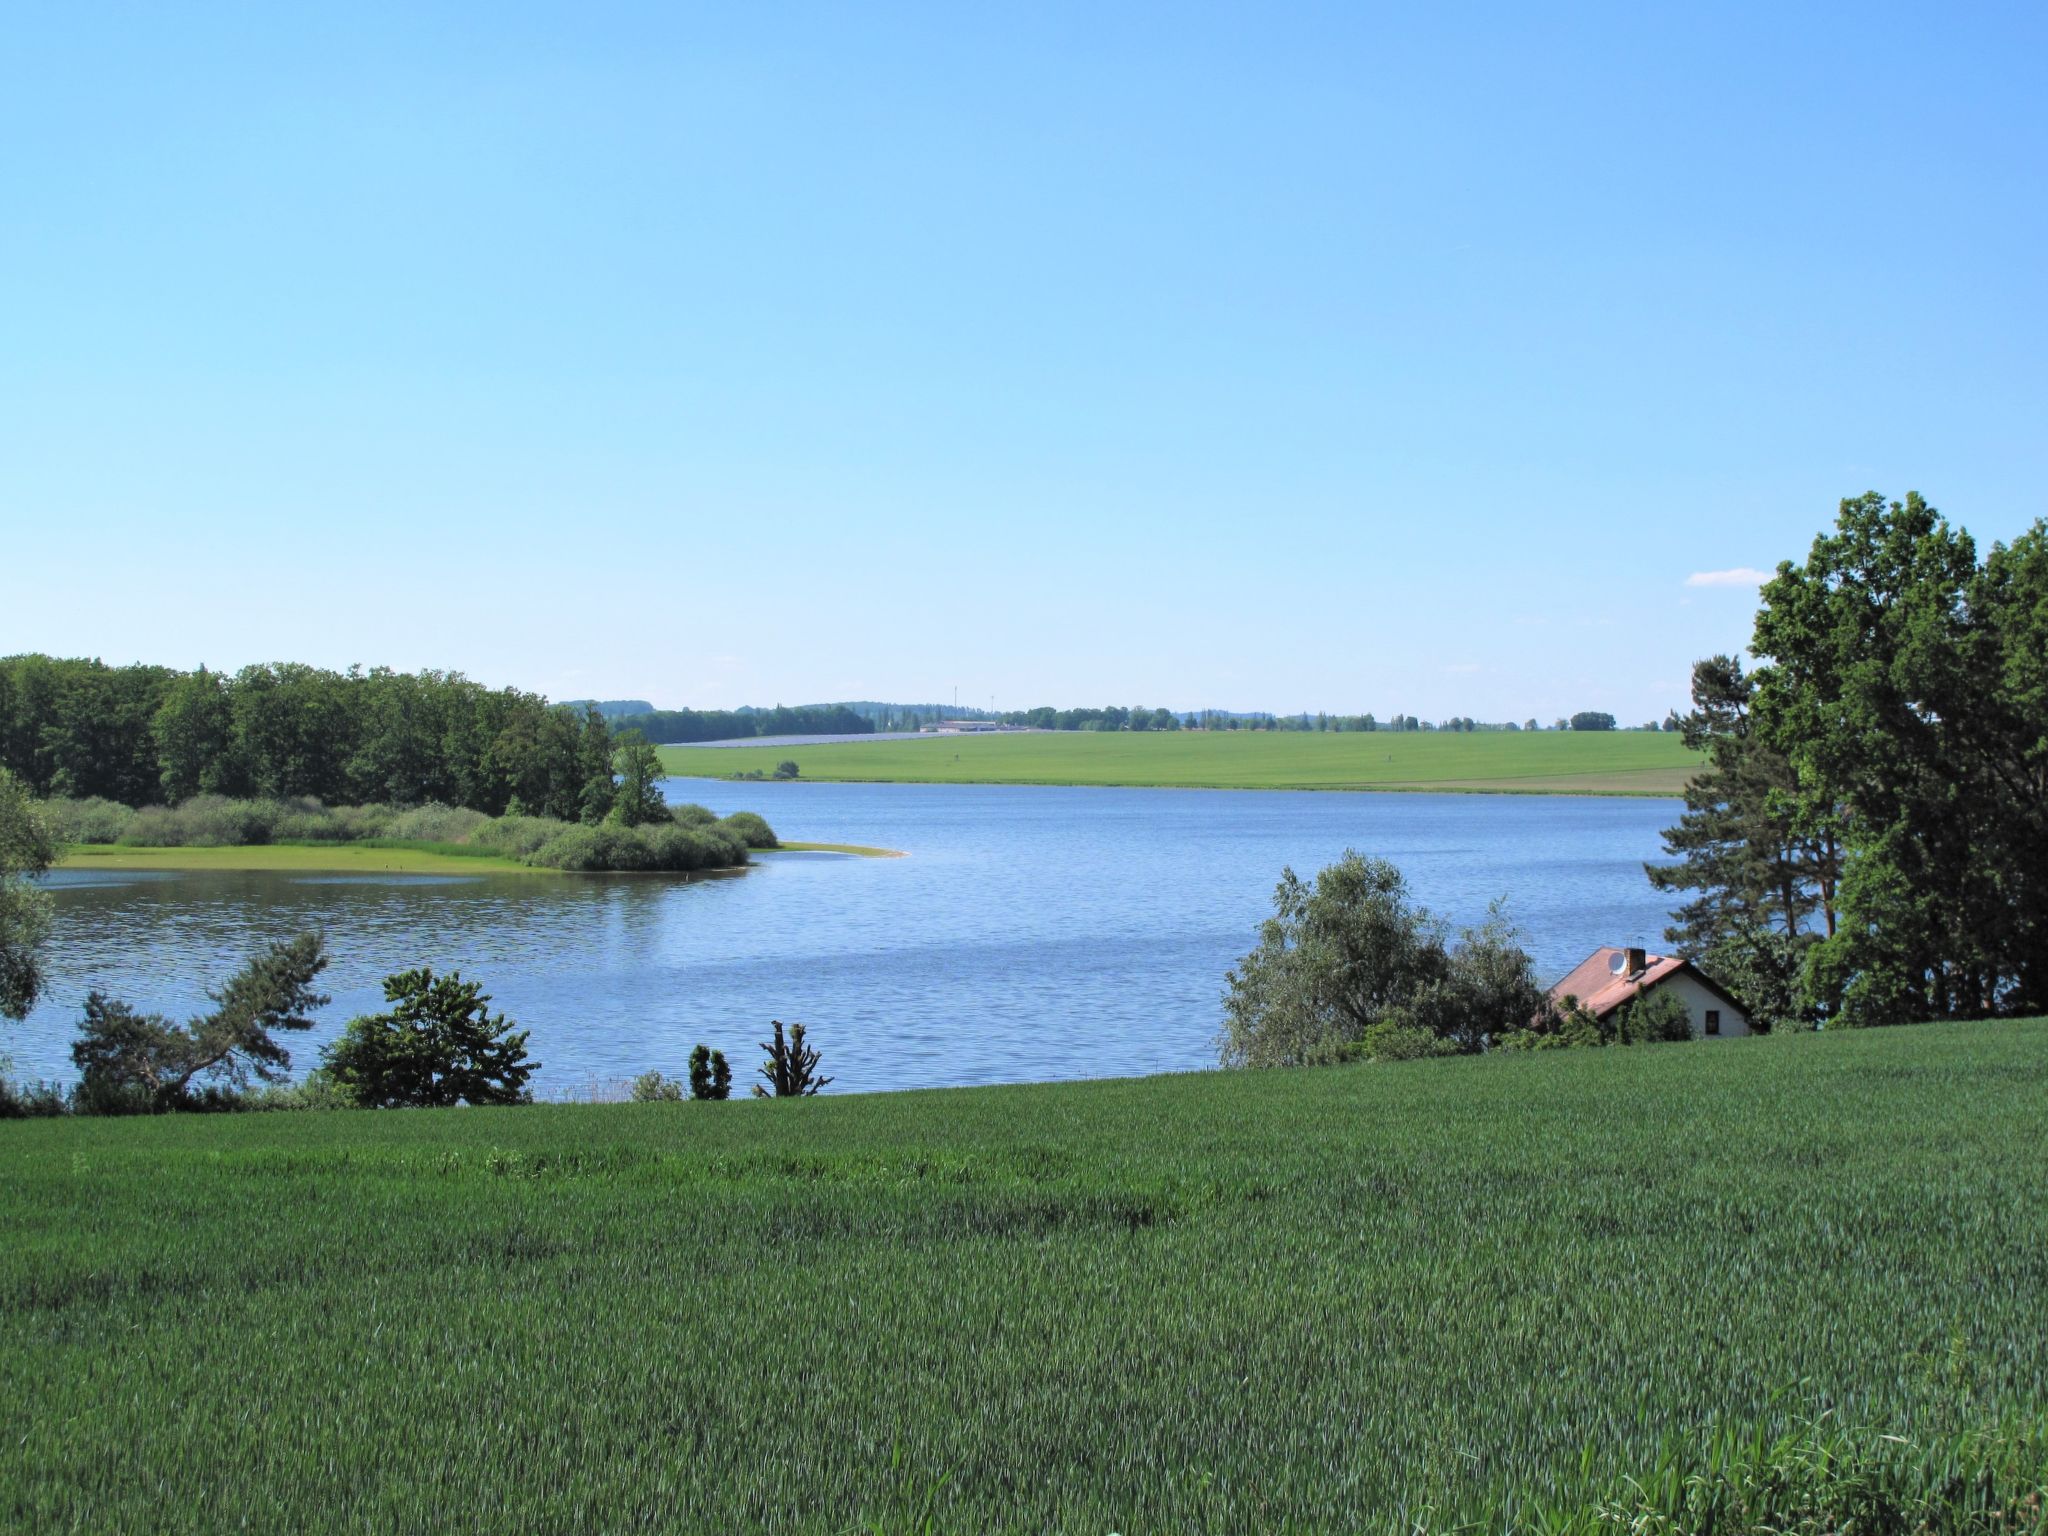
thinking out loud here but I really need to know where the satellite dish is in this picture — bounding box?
[1610,951,1629,975]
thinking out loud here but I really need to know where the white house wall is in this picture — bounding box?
[1651,970,1751,1038]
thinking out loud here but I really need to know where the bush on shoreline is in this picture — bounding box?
[40,794,774,874]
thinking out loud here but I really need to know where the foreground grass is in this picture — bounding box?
[4,1022,2044,1532]
[58,840,552,875]
[658,729,1700,795]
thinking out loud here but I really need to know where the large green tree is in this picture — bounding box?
[1747,493,2048,1025]
[69,933,330,1107]
[321,967,536,1107]
[0,768,56,1020]
[1645,655,1839,1029]
[606,729,668,826]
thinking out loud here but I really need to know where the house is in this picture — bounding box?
[1546,946,1752,1038]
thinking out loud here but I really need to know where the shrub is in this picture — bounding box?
[42,796,135,845]
[321,967,537,1107]
[773,760,800,780]
[1358,1019,1464,1062]
[688,1043,732,1100]
[1498,994,1607,1051]
[119,795,294,847]
[754,1020,831,1097]
[1614,984,1695,1044]
[471,815,565,859]
[274,801,396,842]
[0,1055,69,1118]
[669,803,717,828]
[718,811,778,849]
[382,803,490,844]
[631,1070,684,1102]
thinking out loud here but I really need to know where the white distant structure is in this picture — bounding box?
[919,719,1006,734]
[1546,946,1752,1037]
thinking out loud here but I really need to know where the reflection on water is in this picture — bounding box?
[15,781,1683,1094]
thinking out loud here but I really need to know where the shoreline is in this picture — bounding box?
[57,838,906,875]
[689,773,1687,798]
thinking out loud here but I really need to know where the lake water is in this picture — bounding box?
[13,781,1682,1095]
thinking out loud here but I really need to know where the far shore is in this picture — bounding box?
[57,838,904,875]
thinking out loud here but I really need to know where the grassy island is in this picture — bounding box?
[4,1020,2042,1531]
[658,728,1700,795]
[56,841,547,876]
[41,794,780,875]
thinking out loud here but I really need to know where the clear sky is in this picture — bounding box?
[5,3,2043,723]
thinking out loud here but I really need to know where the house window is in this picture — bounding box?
[1705,1009,1721,1035]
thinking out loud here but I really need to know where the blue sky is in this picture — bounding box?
[5,3,2043,722]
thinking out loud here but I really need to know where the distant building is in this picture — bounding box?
[919,720,1006,734]
[1547,946,1751,1038]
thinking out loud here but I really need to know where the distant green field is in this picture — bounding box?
[658,729,1699,795]
[5,1021,2043,1532]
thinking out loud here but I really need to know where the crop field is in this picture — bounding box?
[657,729,1700,795]
[4,1022,2044,1532]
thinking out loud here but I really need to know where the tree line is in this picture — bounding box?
[609,704,875,744]
[0,656,622,818]
[1649,492,2046,1028]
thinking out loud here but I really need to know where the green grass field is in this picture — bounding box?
[5,1022,2043,1532]
[658,729,1700,795]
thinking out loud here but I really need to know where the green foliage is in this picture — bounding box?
[605,730,668,827]
[0,767,56,1020]
[630,1070,684,1103]
[0,655,616,819]
[1,1022,2044,1529]
[609,704,874,744]
[1220,852,1447,1067]
[1220,855,1545,1065]
[773,759,800,779]
[1569,710,1617,731]
[753,1019,831,1096]
[68,934,330,1108]
[1614,983,1696,1044]
[688,1043,732,1100]
[52,793,770,875]
[716,810,778,849]
[1355,1018,1463,1061]
[1749,494,2048,1025]
[320,967,537,1108]
[1647,655,1838,1032]
[1498,993,1608,1050]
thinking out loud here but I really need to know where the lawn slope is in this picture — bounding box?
[4,1022,2043,1532]
[658,729,1699,795]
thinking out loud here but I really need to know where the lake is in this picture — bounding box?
[12,780,1683,1095]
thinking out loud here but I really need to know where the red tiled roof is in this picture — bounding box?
[1547,946,1690,1020]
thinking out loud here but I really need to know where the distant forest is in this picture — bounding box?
[0,655,619,819]
[609,704,876,744]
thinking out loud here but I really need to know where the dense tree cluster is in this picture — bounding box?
[0,656,617,817]
[1219,852,1563,1067]
[0,768,56,1020]
[1652,493,2046,1027]
[610,704,874,744]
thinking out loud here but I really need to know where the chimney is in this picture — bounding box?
[1625,946,1648,977]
